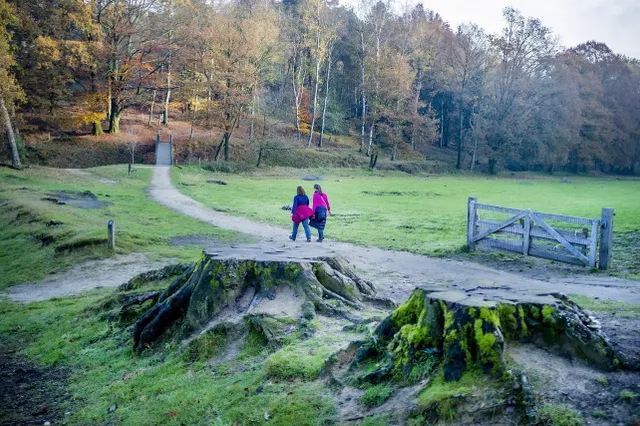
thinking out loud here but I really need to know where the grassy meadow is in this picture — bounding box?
[0,166,242,289]
[173,167,640,275]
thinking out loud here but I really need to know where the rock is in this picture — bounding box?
[108,404,117,413]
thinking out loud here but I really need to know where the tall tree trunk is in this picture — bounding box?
[308,30,321,148]
[109,98,120,134]
[366,124,374,156]
[249,89,256,140]
[456,99,463,170]
[107,84,112,121]
[360,33,366,153]
[148,89,156,126]
[0,95,22,169]
[439,99,444,148]
[92,121,103,135]
[292,59,304,141]
[411,66,422,150]
[162,57,171,125]
[319,45,333,148]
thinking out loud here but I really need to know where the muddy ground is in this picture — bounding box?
[0,337,70,426]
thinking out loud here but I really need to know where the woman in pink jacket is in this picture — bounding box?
[309,184,331,242]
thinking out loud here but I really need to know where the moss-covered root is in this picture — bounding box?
[131,253,368,353]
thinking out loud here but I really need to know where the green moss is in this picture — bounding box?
[264,343,334,380]
[529,305,541,321]
[542,305,556,324]
[391,290,425,327]
[473,319,501,373]
[361,384,393,408]
[284,263,302,281]
[592,410,607,419]
[517,305,528,337]
[536,404,583,426]
[478,307,500,328]
[418,371,481,420]
[498,304,517,340]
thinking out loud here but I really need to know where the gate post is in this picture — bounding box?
[169,135,174,166]
[155,133,160,164]
[598,208,614,270]
[467,197,477,251]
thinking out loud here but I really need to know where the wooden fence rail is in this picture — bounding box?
[466,197,614,269]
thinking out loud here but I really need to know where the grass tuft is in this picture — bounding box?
[361,384,393,408]
[536,404,583,426]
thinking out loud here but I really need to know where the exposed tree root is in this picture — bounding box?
[130,253,372,353]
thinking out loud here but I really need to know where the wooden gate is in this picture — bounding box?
[466,197,614,269]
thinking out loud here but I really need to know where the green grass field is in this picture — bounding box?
[0,290,342,425]
[173,167,640,274]
[0,166,241,289]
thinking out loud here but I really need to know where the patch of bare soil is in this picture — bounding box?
[0,338,69,426]
[2,253,168,303]
[42,190,113,209]
[509,344,640,425]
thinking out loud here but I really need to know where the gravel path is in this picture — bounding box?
[3,166,637,304]
[149,166,640,304]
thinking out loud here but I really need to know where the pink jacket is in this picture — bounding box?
[313,192,330,211]
[292,205,314,224]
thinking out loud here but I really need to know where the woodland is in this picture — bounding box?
[1,0,639,174]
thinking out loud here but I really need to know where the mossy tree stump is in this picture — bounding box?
[354,289,621,382]
[131,251,374,353]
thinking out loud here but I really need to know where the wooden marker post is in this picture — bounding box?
[108,220,115,250]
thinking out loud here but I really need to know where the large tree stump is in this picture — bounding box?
[131,251,374,353]
[352,288,621,382]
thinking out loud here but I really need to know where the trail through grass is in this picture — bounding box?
[0,166,241,289]
[173,167,640,274]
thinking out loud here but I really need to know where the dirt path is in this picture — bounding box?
[2,253,167,303]
[150,166,640,304]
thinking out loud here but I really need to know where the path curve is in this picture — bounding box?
[150,166,640,304]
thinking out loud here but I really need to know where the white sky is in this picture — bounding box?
[346,0,640,59]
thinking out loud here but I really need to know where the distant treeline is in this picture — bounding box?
[1,0,639,174]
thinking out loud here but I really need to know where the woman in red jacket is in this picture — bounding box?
[289,186,313,242]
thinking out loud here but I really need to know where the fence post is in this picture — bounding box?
[598,208,614,270]
[467,197,477,251]
[155,133,160,164]
[588,219,599,268]
[522,214,531,255]
[107,220,115,250]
